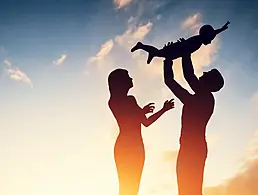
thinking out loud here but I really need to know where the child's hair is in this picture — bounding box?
[199,25,215,36]
[199,25,216,43]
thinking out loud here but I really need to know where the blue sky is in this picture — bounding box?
[1,0,258,195]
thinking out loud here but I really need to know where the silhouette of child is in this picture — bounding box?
[131,21,230,64]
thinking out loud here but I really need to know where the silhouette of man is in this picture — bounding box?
[163,41,224,195]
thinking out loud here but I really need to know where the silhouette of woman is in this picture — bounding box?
[163,40,224,195]
[108,68,174,195]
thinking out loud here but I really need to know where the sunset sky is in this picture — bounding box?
[1,0,258,195]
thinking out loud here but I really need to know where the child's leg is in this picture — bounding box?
[131,42,159,53]
[131,42,159,64]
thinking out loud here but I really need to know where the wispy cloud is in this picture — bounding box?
[2,59,33,87]
[3,59,12,67]
[6,68,33,88]
[181,13,202,34]
[87,19,152,74]
[247,131,258,159]
[205,158,258,195]
[89,18,152,61]
[113,0,135,9]
[53,54,67,66]
[156,14,162,21]
[204,133,258,195]
[89,39,114,63]
[115,22,153,49]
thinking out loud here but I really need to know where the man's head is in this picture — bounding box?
[199,69,224,92]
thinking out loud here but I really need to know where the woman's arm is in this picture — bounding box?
[141,99,174,127]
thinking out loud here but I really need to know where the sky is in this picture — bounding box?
[0,0,258,195]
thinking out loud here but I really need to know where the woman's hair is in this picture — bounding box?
[108,68,129,96]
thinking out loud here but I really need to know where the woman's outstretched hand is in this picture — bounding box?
[143,103,155,114]
[162,99,175,111]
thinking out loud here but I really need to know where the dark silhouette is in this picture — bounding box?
[163,39,224,195]
[131,21,230,64]
[108,68,174,195]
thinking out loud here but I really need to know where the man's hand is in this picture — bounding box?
[176,38,185,42]
[163,41,173,49]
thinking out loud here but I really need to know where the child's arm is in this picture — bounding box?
[215,21,230,35]
[163,58,192,104]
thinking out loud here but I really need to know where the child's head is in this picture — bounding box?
[199,25,216,45]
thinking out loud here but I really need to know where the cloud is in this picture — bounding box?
[181,13,202,34]
[115,22,153,49]
[204,158,258,195]
[204,133,258,195]
[113,0,135,9]
[2,59,33,87]
[89,39,114,63]
[247,131,258,159]
[53,54,67,66]
[6,68,33,88]
[86,20,153,74]
[156,14,162,21]
[3,59,12,67]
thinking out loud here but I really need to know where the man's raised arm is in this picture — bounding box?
[182,54,201,93]
[163,59,191,104]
